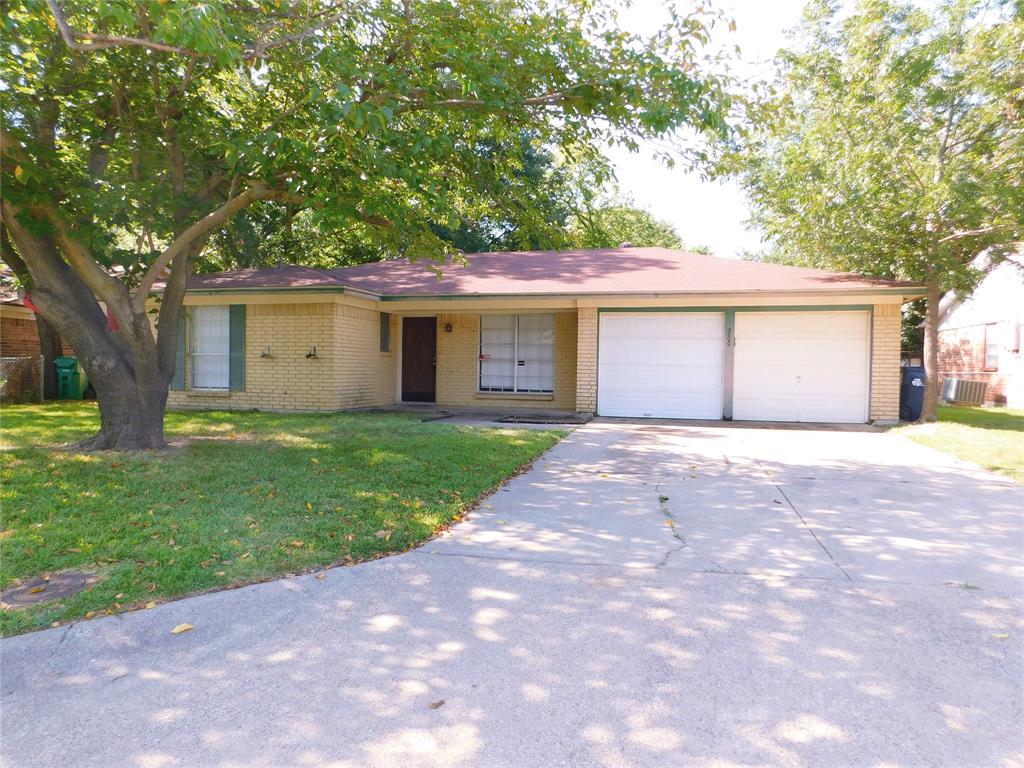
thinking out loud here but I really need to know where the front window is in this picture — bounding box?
[984,323,1000,371]
[479,314,554,393]
[190,306,230,389]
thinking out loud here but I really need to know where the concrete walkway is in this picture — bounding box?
[3,421,1022,768]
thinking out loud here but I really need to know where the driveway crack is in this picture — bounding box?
[656,481,723,571]
[758,463,853,581]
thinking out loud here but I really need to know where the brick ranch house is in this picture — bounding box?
[163,247,925,424]
[938,257,1024,407]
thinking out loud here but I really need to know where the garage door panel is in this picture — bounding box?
[733,311,869,424]
[598,313,724,419]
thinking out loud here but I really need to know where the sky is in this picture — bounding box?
[607,0,810,258]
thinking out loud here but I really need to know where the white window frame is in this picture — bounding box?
[984,323,1000,372]
[189,306,230,390]
[478,314,555,394]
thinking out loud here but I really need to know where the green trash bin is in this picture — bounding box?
[54,356,89,399]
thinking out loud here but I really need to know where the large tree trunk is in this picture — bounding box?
[35,313,63,400]
[2,201,182,451]
[922,279,942,422]
[83,376,170,450]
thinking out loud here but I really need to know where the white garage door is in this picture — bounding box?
[733,311,870,423]
[598,313,724,419]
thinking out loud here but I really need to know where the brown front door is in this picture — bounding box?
[402,316,437,402]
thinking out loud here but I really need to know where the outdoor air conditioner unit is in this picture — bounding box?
[941,377,988,406]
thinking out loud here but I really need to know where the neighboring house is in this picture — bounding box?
[938,257,1024,407]
[165,247,924,424]
[0,290,49,402]
[0,291,43,358]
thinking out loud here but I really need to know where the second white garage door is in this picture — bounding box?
[598,313,724,419]
[733,311,870,423]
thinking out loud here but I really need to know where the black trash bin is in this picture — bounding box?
[900,366,926,421]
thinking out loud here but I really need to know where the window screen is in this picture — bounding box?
[479,314,554,393]
[190,306,230,389]
[480,315,516,391]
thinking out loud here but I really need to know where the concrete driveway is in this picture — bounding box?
[3,421,1022,768]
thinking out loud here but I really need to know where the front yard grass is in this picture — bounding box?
[897,405,1024,482]
[0,403,564,636]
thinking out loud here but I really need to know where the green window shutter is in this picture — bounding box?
[170,312,186,390]
[229,304,246,391]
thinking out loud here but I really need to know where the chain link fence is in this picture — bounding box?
[1,356,44,403]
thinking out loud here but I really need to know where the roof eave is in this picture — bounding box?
[376,286,927,301]
[178,284,926,301]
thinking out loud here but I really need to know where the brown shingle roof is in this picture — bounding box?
[186,248,923,296]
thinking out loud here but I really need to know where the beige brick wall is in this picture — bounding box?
[575,307,598,413]
[870,303,901,421]
[337,304,397,408]
[168,301,396,412]
[434,312,577,410]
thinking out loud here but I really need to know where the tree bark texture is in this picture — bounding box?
[921,279,942,422]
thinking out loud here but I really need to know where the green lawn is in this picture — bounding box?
[897,405,1024,482]
[0,403,563,636]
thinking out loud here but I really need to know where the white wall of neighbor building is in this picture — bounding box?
[941,260,1024,331]
[940,259,1024,408]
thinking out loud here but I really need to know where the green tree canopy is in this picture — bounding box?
[1,0,732,449]
[568,200,686,249]
[718,0,1023,419]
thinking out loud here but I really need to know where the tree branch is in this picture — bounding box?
[40,202,133,316]
[132,184,296,309]
[47,0,353,62]
[243,5,353,60]
[937,225,1002,243]
[45,0,202,57]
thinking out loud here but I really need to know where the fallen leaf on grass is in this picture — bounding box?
[428,699,445,709]
[305,502,314,512]
[375,530,393,541]
[170,623,193,635]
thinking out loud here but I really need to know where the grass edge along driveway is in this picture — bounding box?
[895,404,1024,483]
[0,404,564,636]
